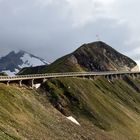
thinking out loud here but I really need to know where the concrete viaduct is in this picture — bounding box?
[0,71,139,88]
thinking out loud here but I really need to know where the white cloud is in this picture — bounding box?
[0,0,140,63]
[97,0,115,5]
[65,0,116,27]
[0,0,4,3]
[34,0,54,8]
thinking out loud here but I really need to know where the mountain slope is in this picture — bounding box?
[0,50,48,75]
[41,76,140,140]
[19,41,138,75]
[1,76,140,139]
[0,83,112,140]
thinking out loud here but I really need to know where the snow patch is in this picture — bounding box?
[3,70,15,76]
[34,84,41,89]
[0,50,48,76]
[20,53,46,68]
[15,69,19,73]
[66,116,80,126]
[14,50,20,54]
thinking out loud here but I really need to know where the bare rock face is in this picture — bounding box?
[67,55,78,65]
[71,41,137,72]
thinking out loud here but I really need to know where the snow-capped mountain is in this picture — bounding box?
[0,50,49,75]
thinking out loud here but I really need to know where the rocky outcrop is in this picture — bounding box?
[72,41,137,72]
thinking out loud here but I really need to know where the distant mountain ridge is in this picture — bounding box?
[0,50,48,75]
[19,41,139,75]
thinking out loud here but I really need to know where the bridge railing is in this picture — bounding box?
[0,71,139,81]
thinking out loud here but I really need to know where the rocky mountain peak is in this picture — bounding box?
[73,41,138,72]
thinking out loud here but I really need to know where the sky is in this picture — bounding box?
[0,0,140,66]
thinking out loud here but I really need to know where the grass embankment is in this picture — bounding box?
[42,76,140,140]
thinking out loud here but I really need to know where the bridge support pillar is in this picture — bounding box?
[87,76,92,80]
[109,75,113,81]
[105,75,110,81]
[130,74,136,79]
[118,74,122,79]
[29,79,34,89]
[89,76,94,80]
[113,74,118,80]
[137,74,140,78]
[83,76,85,79]
[43,78,47,83]
[7,81,10,86]
[134,73,138,78]
[31,79,34,89]
[105,75,108,80]
[105,75,114,81]
[19,80,22,87]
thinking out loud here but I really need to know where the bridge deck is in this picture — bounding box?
[0,71,139,82]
